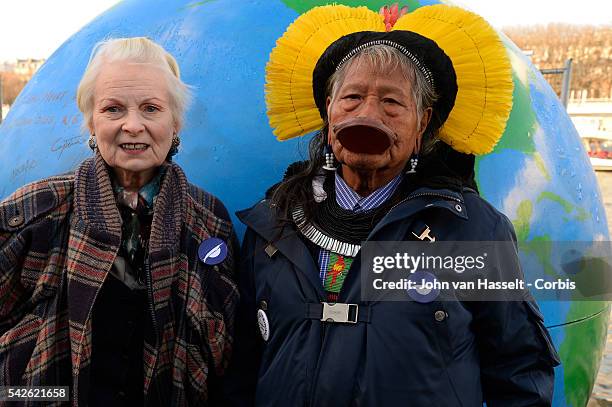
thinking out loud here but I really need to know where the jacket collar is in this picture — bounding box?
[368,186,468,238]
[72,152,122,243]
[237,186,468,296]
[238,201,325,298]
[73,151,187,250]
[240,185,468,238]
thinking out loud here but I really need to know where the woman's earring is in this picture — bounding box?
[322,144,337,171]
[406,154,419,174]
[88,134,97,151]
[168,134,180,157]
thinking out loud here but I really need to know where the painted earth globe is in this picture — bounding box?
[0,0,609,404]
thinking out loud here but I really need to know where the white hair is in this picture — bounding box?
[76,37,192,133]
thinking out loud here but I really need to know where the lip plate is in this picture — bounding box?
[336,124,392,154]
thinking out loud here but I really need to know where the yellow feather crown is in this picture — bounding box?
[265,4,514,155]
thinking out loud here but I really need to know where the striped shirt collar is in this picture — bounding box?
[335,171,403,212]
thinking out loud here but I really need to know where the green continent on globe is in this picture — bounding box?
[560,303,609,406]
[281,0,422,14]
[493,72,537,154]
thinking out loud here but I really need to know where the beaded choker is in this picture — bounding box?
[292,175,404,257]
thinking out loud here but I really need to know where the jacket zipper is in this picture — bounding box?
[307,190,461,406]
[144,257,159,341]
[144,256,161,404]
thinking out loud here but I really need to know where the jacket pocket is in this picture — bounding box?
[184,343,208,404]
[524,300,561,367]
[184,274,231,378]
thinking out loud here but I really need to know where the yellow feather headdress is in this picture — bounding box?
[265,4,513,155]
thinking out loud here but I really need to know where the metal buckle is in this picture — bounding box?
[321,302,358,324]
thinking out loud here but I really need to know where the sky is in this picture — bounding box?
[0,0,610,61]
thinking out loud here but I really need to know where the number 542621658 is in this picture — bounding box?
[1,386,69,401]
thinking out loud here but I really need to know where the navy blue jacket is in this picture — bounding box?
[227,185,560,406]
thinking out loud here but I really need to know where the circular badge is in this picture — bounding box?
[407,271,440,303]
[198,237,228,265]
[257,309,270,341]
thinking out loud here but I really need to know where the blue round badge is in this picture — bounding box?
[407,271,440,303]
[198,237,228,265]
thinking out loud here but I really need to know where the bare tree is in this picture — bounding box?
[0,72,29,105]
[504,24,612,99]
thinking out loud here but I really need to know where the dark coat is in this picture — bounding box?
[0,153,239,406]
[227,182,560,406]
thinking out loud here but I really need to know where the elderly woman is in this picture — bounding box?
[0,37,238,405]
[227,5,560,406]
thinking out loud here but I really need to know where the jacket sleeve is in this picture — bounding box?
[0,205,39,333]
[468,215,561,406]
[0,177,70,332]
[223,227,264,406]
[0,229,27,330]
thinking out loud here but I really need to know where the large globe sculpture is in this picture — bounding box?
[0,0,609,404]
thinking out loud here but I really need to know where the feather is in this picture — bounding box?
[394,5,514,154]
[265,5,385,141]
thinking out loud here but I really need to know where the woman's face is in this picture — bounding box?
[90,60,177,189]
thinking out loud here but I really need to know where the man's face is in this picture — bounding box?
[326,60,431,175]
